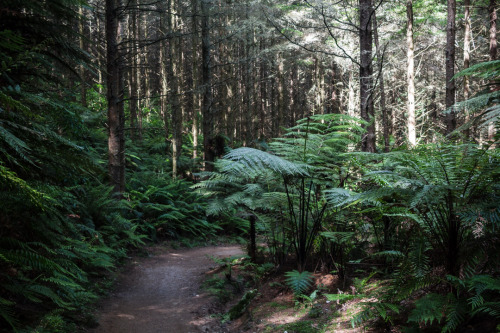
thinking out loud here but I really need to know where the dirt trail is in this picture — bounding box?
[90,245,244,333]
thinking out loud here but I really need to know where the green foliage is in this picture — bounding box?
[453,59,500,133]
[225,289,257,321]
[128,178,220,240]
[285,270,314,296]
[351,301,400,328]
[407,293,448,326]
[404,281,498,333]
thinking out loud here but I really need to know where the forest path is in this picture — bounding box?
[89,245,244,333]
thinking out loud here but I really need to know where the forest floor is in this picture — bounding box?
[88,244,244,333]
[88,243,368,333]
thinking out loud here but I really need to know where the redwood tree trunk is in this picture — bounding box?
[489,0,497,141]
[106,0,125,194]
[201,0,215,171]
[359,0,376,152]
[373,10,389,152]
[168,0,182,179]
[407,0,416,146]
[464,0,471,139]
[445,0,456,135]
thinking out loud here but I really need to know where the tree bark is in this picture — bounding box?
[168,0,182,179]
[406,0,416,147]
[348,68,356,117]
[277,54,285,137]
[359,0,376,152]
[135,11,143,140]
[464,0,471,139]
[201,0,215,171]
[192,0,200,159]
[445,0,456,135]
[78,6,87,108]
[106,0,125,194]
[259,38,267,139]
[159,13,170,151]
[128,2,138,141]
[373,10,389,151]
[489,0,497,141]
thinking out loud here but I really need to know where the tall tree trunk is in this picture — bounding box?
[373,10,389,152]
[78,6,87,107]
[135,11,143,140]
[159,14,170,151]
[277,54,285,136]
[105,0,125,194]
[94,11,104,94]
[489,0,497,141]
[406,0,416,147]
[348,68,356,117]
[201,0,215,171]
[168,0,182,179]
[192,0,200,159]
[244,30,252,146]
[445,0,457,135]
[359,0,376,152]
[128,3,138,140]
[259,39,267,139]
[464,0,471,139]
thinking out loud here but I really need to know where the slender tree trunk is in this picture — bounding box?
[201,0,215,171]
[244,30,252,146]
[159,15,170,150]
[330,61,341,113]
[168,0,182,179]
[135,11,143,140]
[406,0,416,146]
[290,61,298,123]
[348,69,356,117]
[249,214,256,263]
[464,0,472,139]
[278,55,285,136]
[489,0,497,141]
[78,6,87,107]
[445,0,457,134]
[95,11,104,94]
[128,3,138,140]
[106,0,125,194]
[373,10,389,152]
[359,0,376,152]
[259,39,267,139]
[192,0,200,159]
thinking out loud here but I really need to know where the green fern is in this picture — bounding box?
[351,301,400,327]
[284,270,314,296]
[408,293,447,326]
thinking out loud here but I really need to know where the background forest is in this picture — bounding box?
[0,0,499,331]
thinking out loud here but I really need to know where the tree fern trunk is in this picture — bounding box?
[249,214,256,263]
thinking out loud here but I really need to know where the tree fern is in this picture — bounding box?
[224,147,309,177]
[351,301,400,328]
[284,270,314,296]
[407,293,448,326]
[452,59,500,131]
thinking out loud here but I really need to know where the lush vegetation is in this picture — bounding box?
[1,0,499,332]
[196,111,499,330]
[0,0,222,331]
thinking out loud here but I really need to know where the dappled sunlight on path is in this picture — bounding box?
[90,246,244,333]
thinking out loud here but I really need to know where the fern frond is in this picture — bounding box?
[407,293,447,326]
[224,147,309,177]
[284,270,314,296]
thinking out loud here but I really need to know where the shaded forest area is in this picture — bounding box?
[0,0,499,331]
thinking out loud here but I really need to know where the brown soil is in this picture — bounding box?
[89,245,244,333]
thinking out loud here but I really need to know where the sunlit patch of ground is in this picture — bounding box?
[229,273,378,333]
